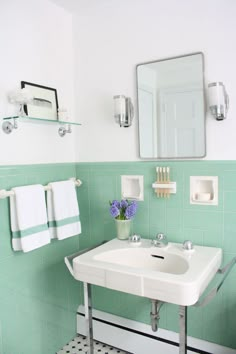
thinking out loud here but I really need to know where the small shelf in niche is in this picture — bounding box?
[190,176,218,205]
[2,115,81,137]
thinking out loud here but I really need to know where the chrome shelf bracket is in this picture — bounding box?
[2,118,18,134]
[58,124,72,137]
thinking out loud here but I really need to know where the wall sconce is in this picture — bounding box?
[113,95,134,127]
[208,82,229,120]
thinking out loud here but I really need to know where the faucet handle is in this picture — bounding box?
[129,234,141,243]
[183,240,194,251]
[152,233,168,247]
[156,233,165,240]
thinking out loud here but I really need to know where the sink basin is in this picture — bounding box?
[73,238,222,306]
[94,248,189,274]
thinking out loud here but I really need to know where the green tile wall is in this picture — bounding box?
[0,164,82,354]
[0,161,236,353]
[76,161,236,350]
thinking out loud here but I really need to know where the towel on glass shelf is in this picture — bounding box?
[10,184,50,252]
[47,180,81,240]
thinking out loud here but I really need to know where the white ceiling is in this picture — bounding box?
[49,0,108,13]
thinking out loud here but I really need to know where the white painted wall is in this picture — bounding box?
[1,0,235,164]
[0,0,77,165]
[72,0,236,162]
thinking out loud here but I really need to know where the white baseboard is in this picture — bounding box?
[77,305,236,354]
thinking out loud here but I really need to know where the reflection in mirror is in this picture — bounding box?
[136,53,206,158]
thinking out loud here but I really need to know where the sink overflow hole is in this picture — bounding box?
[151,255,164,259]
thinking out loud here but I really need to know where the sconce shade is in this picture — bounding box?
[114,95,126,125]
[208,82,229,120]
[113,95,133,127]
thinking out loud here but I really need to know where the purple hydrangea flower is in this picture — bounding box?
[109,205,120,218]
[111,200,120,209]
[125,203,138,219]
[109,199,138,220]
[130,200,138,211]
[120,199,128,209]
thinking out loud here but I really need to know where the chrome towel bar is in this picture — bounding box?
[0,177,82,199]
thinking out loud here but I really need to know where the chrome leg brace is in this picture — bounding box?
[83,282,94,354]
[179,306,187,354]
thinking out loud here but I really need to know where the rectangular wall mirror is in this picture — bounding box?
[136,52,206,159]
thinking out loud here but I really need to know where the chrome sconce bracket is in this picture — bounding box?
[2,119,18,134]
[58,124,72,137]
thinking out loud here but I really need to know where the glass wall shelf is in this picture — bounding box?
[2,115,81,137]
[3,115,81,126]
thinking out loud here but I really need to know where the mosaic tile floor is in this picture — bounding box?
[57,334,132,354]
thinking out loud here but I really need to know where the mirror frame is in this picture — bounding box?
[136,52,206,159]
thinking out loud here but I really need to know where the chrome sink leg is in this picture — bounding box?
[179,306,187,354]
[84,282,94,354]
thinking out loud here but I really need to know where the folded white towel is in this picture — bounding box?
[47,180,81,240]
[10,184,51,252]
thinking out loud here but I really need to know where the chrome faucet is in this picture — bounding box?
[152,233,168,248]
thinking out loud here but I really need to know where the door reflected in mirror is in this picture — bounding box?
[136,53,206,159]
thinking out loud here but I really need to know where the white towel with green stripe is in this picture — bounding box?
[47,180,81,240]
[10,184,51,252]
